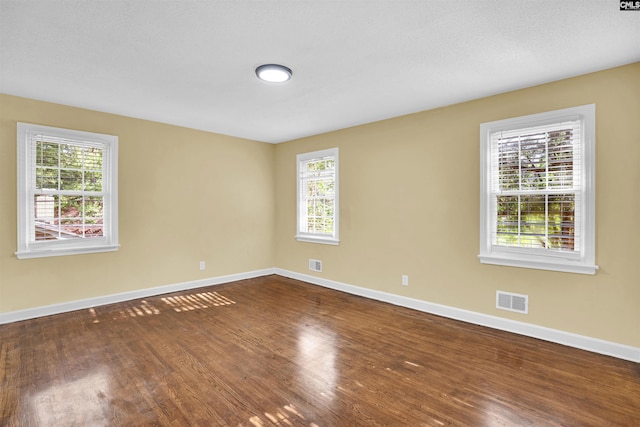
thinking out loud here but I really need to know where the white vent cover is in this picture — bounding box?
[496,291,528,314]
[309,259,322,272]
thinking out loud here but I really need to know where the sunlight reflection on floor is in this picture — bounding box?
[247,403,320,427]
[87,291,236,322]
[297,320,337,402]
[30,369,110,426]
[162,291,235,312]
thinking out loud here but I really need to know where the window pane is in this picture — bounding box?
[498,128,575,193]
[84,147,103,171]
[34,195,60,241]
[307,217,319,233]
[315,180,327,196]
[305,197,334,234]
[548,130,574,189]
[304,175,336,236]
[60,169,83,191]
[496,196,519,246]
[307,181,316,197]
[520,134,547,190]
[498,137,520,191]
[59,218,84,239]
[495,194,575,251]
[59,196,83,238]
[36,167,58,190]
[84,196,104,237]
[33,194,105,241]
[59,144,84,169]
[36,142,58,167]
[324,218,334,234]
[548,194,575,250]
[34,195,57,240]
[306,158,334,173]
[519,195,547,248]
[84,171,103,191]
[314,199,325,216]
[35,142,104,192]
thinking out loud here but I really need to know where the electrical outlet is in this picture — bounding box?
[199,261,205,271]
[402,275,409,286]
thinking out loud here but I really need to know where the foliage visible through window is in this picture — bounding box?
[34,140,105,240]
[302,158,335,234]
[297,148,339,244]
[494,127,577,251]
[17,123,119,259]
[479,105,596,274]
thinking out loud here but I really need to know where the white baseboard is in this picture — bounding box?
[0,268,276,325]
[275,268,640,363]
[2,267,638,363]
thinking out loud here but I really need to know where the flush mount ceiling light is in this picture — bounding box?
[255,64,292,83]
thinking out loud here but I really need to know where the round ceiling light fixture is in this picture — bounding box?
[255,64,292,83]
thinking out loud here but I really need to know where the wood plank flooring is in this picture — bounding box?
[1,275,639,426]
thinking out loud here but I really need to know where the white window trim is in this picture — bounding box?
[296,148,339,245]
[479,105,597,275]
[16,123,119,259]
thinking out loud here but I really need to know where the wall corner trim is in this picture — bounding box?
[0,268,277,325]
[274,268,640,363]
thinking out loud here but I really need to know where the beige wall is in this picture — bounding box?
[2,63,638,349]
[0,94,276,312]
[275,63,640,348]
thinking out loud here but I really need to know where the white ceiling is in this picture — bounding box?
[1,1,639,143]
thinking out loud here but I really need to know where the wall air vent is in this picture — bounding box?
[496,291,528,314]
[309,259,322,272]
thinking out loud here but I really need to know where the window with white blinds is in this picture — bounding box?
[296,148,339,245]
[479,105,597,274]
[16,123,119,259]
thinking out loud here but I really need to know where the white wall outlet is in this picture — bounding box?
[199,261,206,271]
[402,275,409,286]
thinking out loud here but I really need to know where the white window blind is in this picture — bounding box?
[17,123,119,259]
[479,105,596,274]
[490,118,582,252]
[296,148,339,245]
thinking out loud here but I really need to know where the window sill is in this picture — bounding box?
[295,235,340,245]
[478,254,598,275]
[16,244,120,259]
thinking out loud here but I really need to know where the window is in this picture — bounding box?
[296,148,339,245]
[16,123,119,259]
[479,105,597,274]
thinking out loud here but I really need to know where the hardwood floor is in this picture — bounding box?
[1,275,639,426]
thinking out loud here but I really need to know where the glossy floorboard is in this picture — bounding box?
[1,275,639,426]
